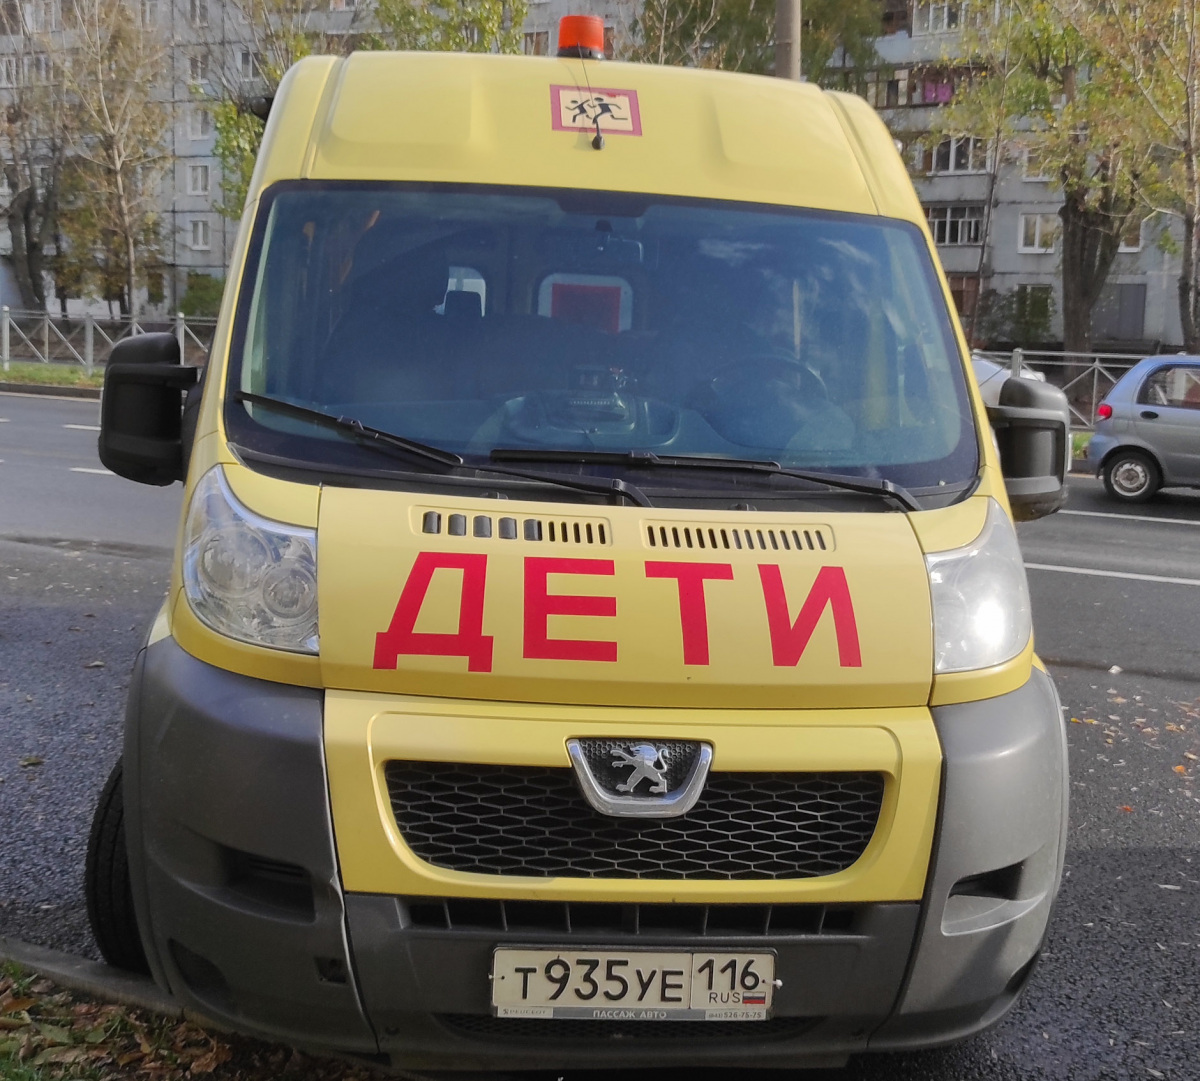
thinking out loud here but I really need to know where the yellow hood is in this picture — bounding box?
[317,488,933,709]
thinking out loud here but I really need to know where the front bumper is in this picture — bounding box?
[122,638,1066,1068]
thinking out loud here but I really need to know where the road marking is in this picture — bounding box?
[1060,508,1200,527]
[62,423,100,431]
[0,417,9,422]
[70,467,114,475]
[1026,562,1200,587]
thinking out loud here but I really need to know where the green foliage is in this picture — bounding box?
[53,158,161,314]
[625,0,881,80]
[180,272,226,317]
[372,0,529,53]
[210,100,266,221]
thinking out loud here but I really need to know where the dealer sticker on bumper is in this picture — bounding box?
[491,949,776,1020]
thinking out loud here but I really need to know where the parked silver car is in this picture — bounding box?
[1087,355,1200,502]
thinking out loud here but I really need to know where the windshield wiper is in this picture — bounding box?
[233,392,651,507]
[235,391,463,467]
[491,448,922,512]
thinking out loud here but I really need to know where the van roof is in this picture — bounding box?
[250,52,925,224]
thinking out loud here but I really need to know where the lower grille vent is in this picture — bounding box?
[403,897,863,937]
[385,762,883,880]
[438,1013,818,1042]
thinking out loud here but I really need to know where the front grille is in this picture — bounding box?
[385,763,883,880]
[438,1013,818,1042]
[403,897,862,936]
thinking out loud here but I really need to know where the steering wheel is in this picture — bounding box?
[700,350,828,404]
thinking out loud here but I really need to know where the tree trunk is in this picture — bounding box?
[1058,180,1129,358]
[5,178,40,309]
[1180,208,1198,353]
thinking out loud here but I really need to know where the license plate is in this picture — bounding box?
[491,949,775,1020]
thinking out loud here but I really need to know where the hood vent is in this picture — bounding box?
[644,522,833,553]
[418,509,610,546]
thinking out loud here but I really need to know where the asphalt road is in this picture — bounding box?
[2,391,1200,1079]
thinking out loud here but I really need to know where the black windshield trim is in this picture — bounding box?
[490,448,923,512]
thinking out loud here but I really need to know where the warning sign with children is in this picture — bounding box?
[550,86,642,136]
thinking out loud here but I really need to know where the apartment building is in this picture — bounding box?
[867,0,1181,349]
[0,0,1181,344]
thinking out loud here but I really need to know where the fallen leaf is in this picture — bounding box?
[1120,805,1134,812]
[0,997,36,1015]
[1071,717,1082,724]
[1109,665,1123,674]
[1111,696,1128,704]
[1158,884,1183,891]
[1174,765,1188,775]
[19,757,43,768]
[83,660,105,669]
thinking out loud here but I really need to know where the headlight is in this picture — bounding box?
[182,467,318,653]
[926,498,1030,674]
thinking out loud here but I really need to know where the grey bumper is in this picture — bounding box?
[870,664,1068,1049]
[122,639,1066,1067]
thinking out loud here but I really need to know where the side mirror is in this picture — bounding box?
[986,377,1070,521]
[99,333,200,486]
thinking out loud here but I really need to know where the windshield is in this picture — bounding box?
[226,182,978,494]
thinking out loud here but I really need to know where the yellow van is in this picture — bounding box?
[89,31,1071,1071]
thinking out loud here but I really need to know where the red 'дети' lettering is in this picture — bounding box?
[373,551,494,673]
[757,564,861,668]
[644,561,734,665]
[523,556,617,662]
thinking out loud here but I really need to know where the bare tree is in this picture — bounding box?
[58,0,171,317]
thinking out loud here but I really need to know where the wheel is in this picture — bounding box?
[1103,449,1160,503]
[85,760,149,973]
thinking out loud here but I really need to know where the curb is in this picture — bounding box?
[0,936,181,1018]
[0,381,101,399]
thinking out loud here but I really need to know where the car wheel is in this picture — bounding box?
[85,760,150,973]
[1103,449,1160,503]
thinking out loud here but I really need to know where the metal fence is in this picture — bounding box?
[0,307,218,375]
[977,348,1149,431]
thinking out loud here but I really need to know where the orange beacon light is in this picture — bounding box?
[557,15,605,59]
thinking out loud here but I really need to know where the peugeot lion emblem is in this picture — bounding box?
[567,738,713,818]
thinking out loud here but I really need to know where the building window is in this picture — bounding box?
[190,219,211,250]
[864,69,904,109]
[912,2,960,36]
[1022,147,1050,181]
[908,66,965,106]
[189,0,206,27]
[140,0,157,26]
[22,54,50,85]
[523,30,548,55]
[945,273,980,322]
[238,48,259,80]
[926,204,984,245]
[329,0,356,8]
[188,54,208,83]
[188,107,213,139]
[1118,216,1143,253]
[1019,213,1059,253]
[1015,284,1054,329]
[188,164,209,195]
[1095,283,1147,341]
[604,24,615,58]
[914,135,987,174]
[0,57,16,88]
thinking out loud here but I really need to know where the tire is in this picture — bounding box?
[85,760,150,973]
[1103,449,1160,503]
